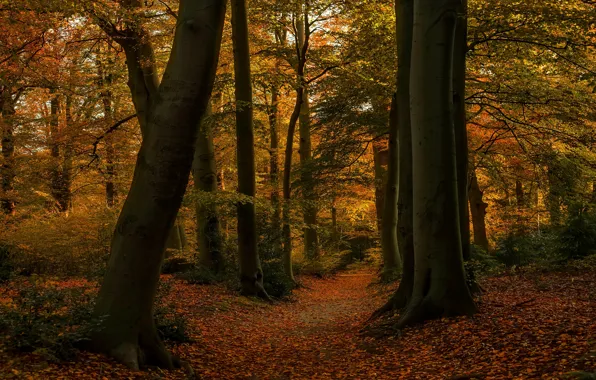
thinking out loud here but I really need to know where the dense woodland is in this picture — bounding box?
[0,0,595,378]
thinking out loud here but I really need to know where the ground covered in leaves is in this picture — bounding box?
[1,268,595,379]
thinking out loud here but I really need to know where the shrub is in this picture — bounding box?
[494,231,558,267]
[559,206,596,259]
[0,282,97,362]
[0,243,13,282]
[261,258,294,299]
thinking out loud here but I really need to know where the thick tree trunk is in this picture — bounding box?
[1,90,16,215]
[89,0,227,370]
[380,96,401,281]
[194,102,223,272]
[398,0,476,327]
[231,0,267,297]
[372,141,386,233]
[453,0,469,261]
[469,168,489,252]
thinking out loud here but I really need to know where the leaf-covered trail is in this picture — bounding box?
[1,268,595,379]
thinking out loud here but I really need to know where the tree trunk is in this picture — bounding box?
[282,5,311,281]
[453,0,469,261]
[515,180,524,209]
[398,0,476,327]
[268,86,283,256]
[298,86,319,259]
[194,102,223,273]
[380,96,401,281]
[89,0,227,370]
[372,141,386,233]
[1,90,16,215]
[48,90,70,213]
[296,11,319,260]
[98,55,117,207]
[469,167,489,252]
[231,0,267,297]
[392,0,415,309]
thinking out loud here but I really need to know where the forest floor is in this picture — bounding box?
[0,266,595,379]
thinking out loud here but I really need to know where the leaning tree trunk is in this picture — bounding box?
[194,102,223,273]
[380,96,401,281]
[231,0,267,297]
[397,0,476,327]
[1,90,16,215]
[469,167,489,252]
[88,0,227,370]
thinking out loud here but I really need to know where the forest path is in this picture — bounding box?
[170,268,394,379]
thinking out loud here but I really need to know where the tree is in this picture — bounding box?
[88,0,227,369]
[380,95,401,280]
[232,0,268,297]
[194,102,224,273]
[397,0,476,326]
[0,88,17,215]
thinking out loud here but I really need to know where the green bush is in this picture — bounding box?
[494,231,558,267]
[0,243,13,282]
[179,265,220,285]
[559,206,596,259]
[261,258,294,299]
[0,283,97,362]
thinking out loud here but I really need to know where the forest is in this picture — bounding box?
[0,0,595,378]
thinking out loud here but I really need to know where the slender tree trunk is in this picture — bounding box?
[380,96,401,280]
[547,166,561,226]
[372,141,386,233]
[231,0,267,297]
[48,90,69,213]
[88,0,227,369]
[398,0,476,327]
[1,90,16,215]
[469,167,489,252]
[453,0,469,261]
[98,56,117,207]
[296,12,319,260]
[515,180,524,209]
[268,86,283,256]
[282,5,311,281]
[194,102,223,272]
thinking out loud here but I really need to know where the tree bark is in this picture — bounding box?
[1,90,16,215]
[48,90,70,213]
[398,0,476,327]
[89,0,227,370]
[282,5,311,281]
[469,167,489,252]
[380,96,401,280]
[453,0,470,261]
[393,0,415,308]
[268,86,283,256]
[231,0,267,297]
[194,102,223,273]
[98,54,117,207]
[372,141,386,233]
[515,180,524,209]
